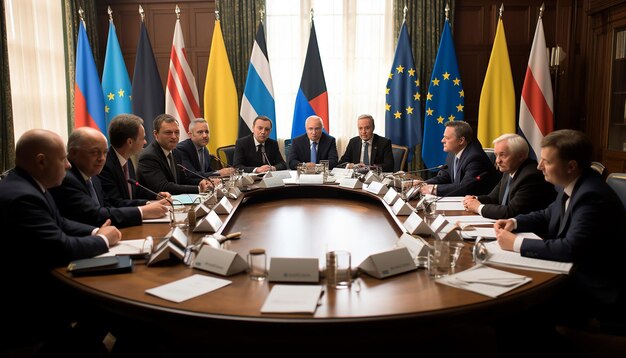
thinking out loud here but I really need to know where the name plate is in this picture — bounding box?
[194,203,211,218]
[213,196,233,214]
[227,186,242,199]
[429,215,449,233]
[383,187,400,205]
[268,257,319,283]
[299,174,324,185]
[403,212,434,235]
[240,174,255,186]
[264,170,292,180]
[331,167,353,177]
[396,232,430,258]
[338,178,363,189]
[364,171,382,184]
[259,176,285,188]
[193,246,248,276]
[364,181,388,195]
[358,247,417,279]
[392,199,414,215]
[193,210,223,233]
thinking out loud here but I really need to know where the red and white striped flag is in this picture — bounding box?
[165,19,201,141]
[519,16,553,160]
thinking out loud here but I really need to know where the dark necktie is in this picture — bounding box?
[311,142,318,164]
[501,176,512,205]
[363,142,370,165]
[453,156,460,183]
[123,162,132,199]
[257,144,264,164]
[167,152,177,183]
[560,192,569,224]
[86,178,99,205]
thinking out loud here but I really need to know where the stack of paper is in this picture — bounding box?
[145,274,231,303]
[483,241,573,274]
[260,285,323,314]
[436,265,531,297]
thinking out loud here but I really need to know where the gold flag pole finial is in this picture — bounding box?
[175,4,180,20]
[78,7,85,25]
[539,3,545,18]
[310,8,314,23]
[107,6,113,22]
[215,9,220,21]
[139,5,145,23]
[403,5,408,22]
[445,3,450,21]
[260,8,265,23]
[499,4,504,18]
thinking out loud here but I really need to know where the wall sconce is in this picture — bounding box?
[548,46,565,76]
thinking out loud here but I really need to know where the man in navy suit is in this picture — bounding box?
[177,118,234,177]
[0,129,121,350]
[417,121,500,196]
[288,115,338,170]
[233,115,287,173]
[50,127,168,228]
[463,133,555,219]
[99,114,171,207]
[137,114,212,194]
[495,129,625,309]
[339,114,394,172]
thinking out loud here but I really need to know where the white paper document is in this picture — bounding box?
[444,215,496,224]
[99,239,149,257]
[145,274,231,303]
[435,201,465,211]
[437,265,531,298]
[260,285,323,314]
[436,196,465,202]
[171,194,202,205]
[143,211,186,224]
[483,241,573,274]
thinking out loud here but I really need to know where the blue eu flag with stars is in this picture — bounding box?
[385,22,422,159]
[422,19,464,169]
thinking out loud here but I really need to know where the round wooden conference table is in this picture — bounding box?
[52,183,565,348]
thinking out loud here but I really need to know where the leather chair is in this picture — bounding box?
[391,144,408,172]
[484,148,496,166]
[607,173,626,211]
[216,145,236,168]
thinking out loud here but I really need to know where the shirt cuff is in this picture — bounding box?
[137,206,144,219]
[97,234,110,248]
[478,204,485,215]
[511,218,518,230]
[513,235,523,253]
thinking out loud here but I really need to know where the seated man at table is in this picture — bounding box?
[50,127,168,228]
[495,129,625,311]
[462,133,555,219]
[233,115,287,173]
[415,121,499,196]
[176,117,234,177]
[137,114,212,194]
[99,114,171,207]
[339,114,393,172]
[0,129,121,352]
[288,115,338,170]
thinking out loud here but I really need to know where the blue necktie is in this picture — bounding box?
[501,176,512,205]
[453,156,460,183]
[311,142,318,164]
[86,178,99,205]
[363,142,370,165]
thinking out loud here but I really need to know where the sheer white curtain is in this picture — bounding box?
[266,0,393,154]
[4,0,68,141]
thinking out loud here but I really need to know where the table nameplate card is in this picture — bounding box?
[259,176,286,188]
[429,215,449,233]
[364,181,388,195]
[227,186,242,199]
[299,174,324,185]
[269,257,320,283]
[396,233,430,258]
[403,212,435,235]
[194,203,211,218]
[383,187,400,205]
[364,171,381,184]
[213,196,233,214]
[338,178,363,189]
[358,247,417,279]
[241,175,255,186]
[264,170,292,180]
[392,199,413,215]
[193,210,223,233]
[193,246,248,276]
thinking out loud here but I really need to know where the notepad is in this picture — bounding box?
[437,265,531,298]
[145,274,231,303]
[171,194,202,205]
[483,241,573,274]
[260,285,323,314]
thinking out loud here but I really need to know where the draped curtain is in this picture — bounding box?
[0,0,14,172]
[62,0,100,129]
[393,0,455,169]
[217,0,265,103]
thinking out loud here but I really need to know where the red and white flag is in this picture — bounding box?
[519,16,553,160]
[165,19,201,141]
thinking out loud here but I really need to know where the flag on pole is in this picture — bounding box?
[204,19,238,154]
[74,21,106,133]
[102,19,132,134]
[422,19,464,168]
[292,20,328,138]
[519,16,553,160]
[165,17,201,141]
[240,22,276,139]
[477,17,516,147]
[132,20,164,142]
[385,22,422,158]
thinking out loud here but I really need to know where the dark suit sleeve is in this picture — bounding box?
[98,161,148,207]
[477,179,501,205]
[233,138,257,173]
[480,171,554,219]
[137,147,200,195]
[378,138,394,172]
[430,151,497,196]
[339,138,357,165]
[287,138,305,170]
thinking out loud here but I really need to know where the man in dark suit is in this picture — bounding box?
[0,129,121,351]
[99,114,171,207]
[233,115,287,173]
[463,133,555,219]
[288,115,338,170]
[417,121,500,196]
[177,118,234,177]
[50,127,168,228]
[340,114,393,172]
[137,114,212,194]
[495,129,625,309]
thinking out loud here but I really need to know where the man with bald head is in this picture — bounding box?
[288,115,338,170]
[0,129,121,348]
[50,127,168,228]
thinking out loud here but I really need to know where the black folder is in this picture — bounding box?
[67,256,133,276]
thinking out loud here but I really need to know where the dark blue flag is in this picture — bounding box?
[385,22,422,158]
[132,21,164,142]
[422,19,465,168]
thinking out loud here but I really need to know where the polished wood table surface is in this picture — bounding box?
[52,184,565,332]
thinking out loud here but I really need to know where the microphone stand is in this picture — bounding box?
[177,164,216,195]
[421,171,489,213]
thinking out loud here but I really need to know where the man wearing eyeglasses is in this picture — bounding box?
[288,115,338,170]
[50,127,168,228]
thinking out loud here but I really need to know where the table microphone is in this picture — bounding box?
[177,164,217,192]
[422,171,489,211]
[395,164,448,176]
[260,145,273,168]
[127,179,173,206]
